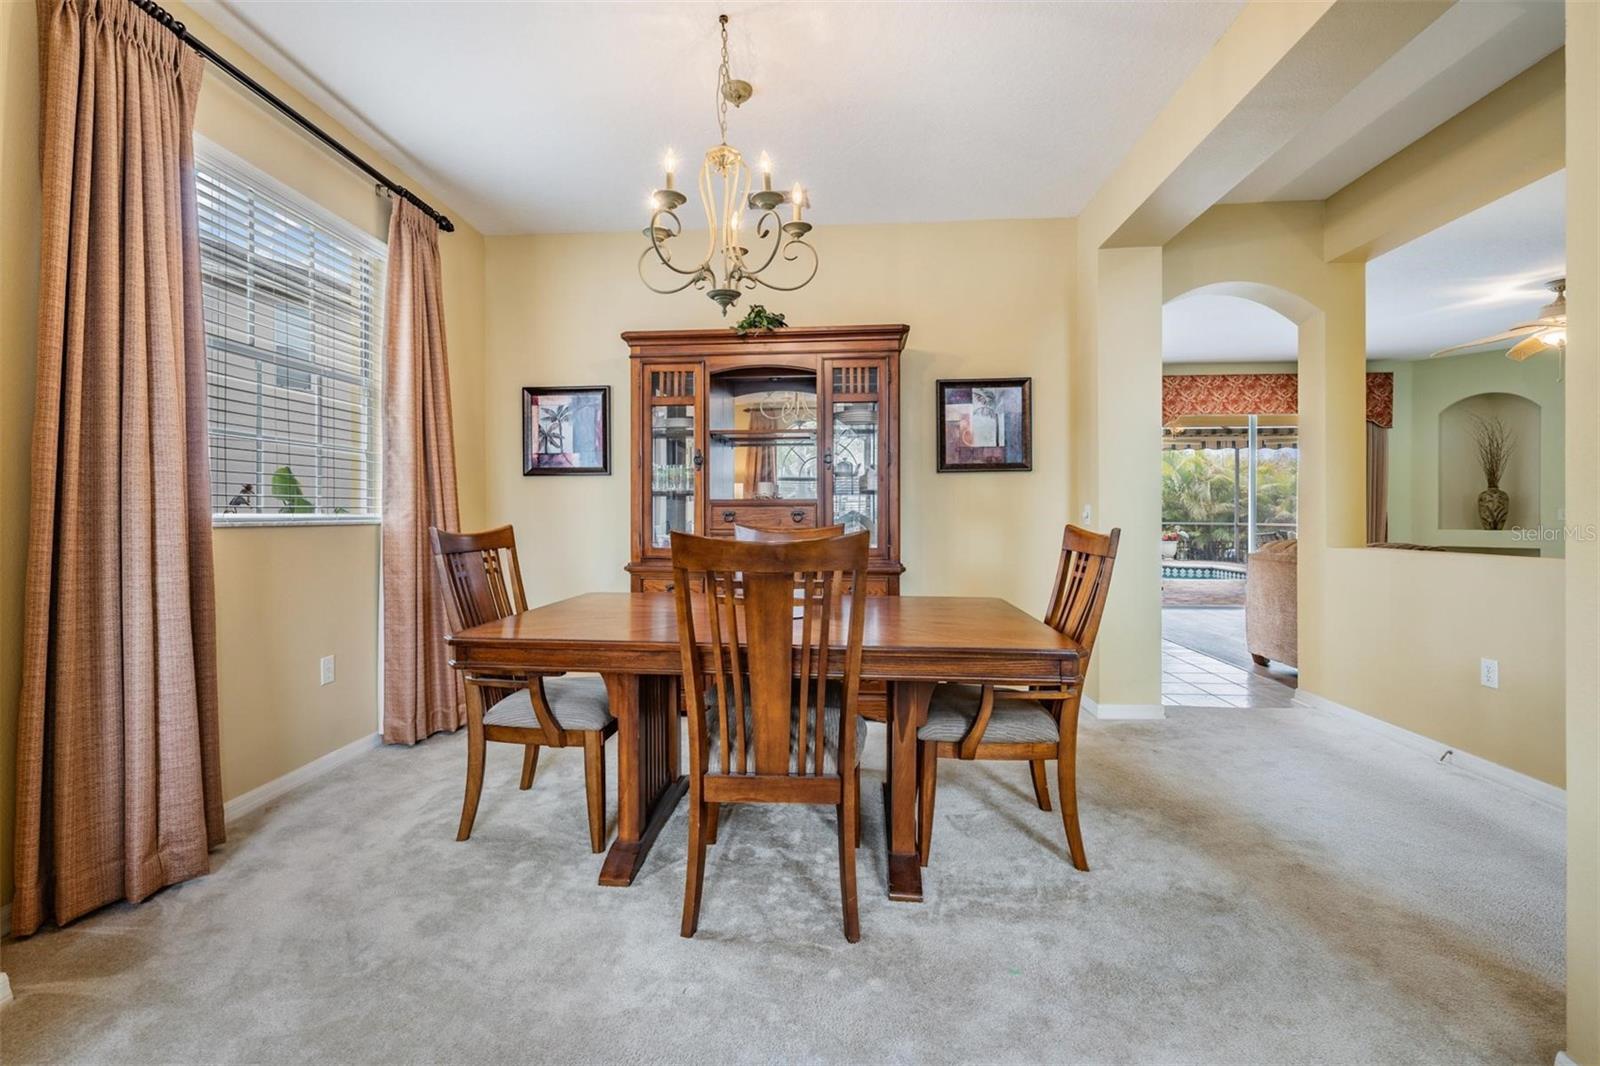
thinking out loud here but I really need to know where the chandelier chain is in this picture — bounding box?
[716,15,731,145]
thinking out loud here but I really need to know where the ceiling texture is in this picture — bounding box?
[198,0,1565,362]
[198,0,1245,234]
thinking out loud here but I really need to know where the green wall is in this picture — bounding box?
[1375,348,1566,557]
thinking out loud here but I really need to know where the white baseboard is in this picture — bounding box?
[1083,696,1166,721]
[0,971,12,1007]
[1293,690,1564,809]
[223,732,381,825]
[1554,1052,1577,1066]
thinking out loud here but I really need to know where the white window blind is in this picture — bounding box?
[198,149,385,522]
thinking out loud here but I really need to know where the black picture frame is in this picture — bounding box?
[936,377,1033,472]
[522,385,611,476]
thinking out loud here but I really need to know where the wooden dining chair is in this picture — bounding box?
[916,524,1120,872]
[430,525,616,852]
[670,529,871,942]
[732,523,846,542]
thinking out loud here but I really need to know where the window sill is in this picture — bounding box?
[212,515,381,530]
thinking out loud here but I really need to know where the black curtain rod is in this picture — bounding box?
[132,0,455,233]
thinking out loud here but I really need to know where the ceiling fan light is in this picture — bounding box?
[1506,334,1550,362]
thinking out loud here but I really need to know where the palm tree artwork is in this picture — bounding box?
[538,401,573,457]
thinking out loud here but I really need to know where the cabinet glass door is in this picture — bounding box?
[707,373,818,501]
[648,365,699,550]
[826,362,884,550]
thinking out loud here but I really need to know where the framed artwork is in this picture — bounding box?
[522,385,610,475]
[936,377,1032,472]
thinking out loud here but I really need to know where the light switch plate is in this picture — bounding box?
[320,655,336,686]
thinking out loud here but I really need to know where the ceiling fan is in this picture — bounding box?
[1428,278,1567,361]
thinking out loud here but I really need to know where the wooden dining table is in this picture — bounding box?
[446,591,1083,902]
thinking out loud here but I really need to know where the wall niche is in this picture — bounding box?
[1437,392,1541,531]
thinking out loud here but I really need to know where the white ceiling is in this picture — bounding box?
[198,0,1245,234]
[1163,295,1299,364]
[1366,169,1566,360]
[1164,170,1566,363]
[199,0,1566,359]
[1223,0,1563,203]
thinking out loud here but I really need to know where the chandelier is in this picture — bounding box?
[640,14,817,315]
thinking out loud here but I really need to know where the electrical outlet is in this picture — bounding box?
[320,655,336,686]
[1479,657,1499,690]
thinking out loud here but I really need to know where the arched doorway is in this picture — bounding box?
[1158,283,1312,708]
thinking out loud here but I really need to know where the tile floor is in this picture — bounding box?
[1161,639,1297,708]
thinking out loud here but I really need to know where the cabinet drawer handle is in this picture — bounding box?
[791,509,805,524]
[722,510,736,522]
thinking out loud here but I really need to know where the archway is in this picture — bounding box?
[1158,282,1320,708]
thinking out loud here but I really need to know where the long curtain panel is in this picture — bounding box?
[13,0,222,935]
[1366,421,1390,545]
[381,200,464,744]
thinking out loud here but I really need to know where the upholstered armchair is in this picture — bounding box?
[1245,538,1297,668]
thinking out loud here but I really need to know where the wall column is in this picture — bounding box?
[1082,246,1164,716]
[1565,1,1599,1061]
[1292,259,1366,693]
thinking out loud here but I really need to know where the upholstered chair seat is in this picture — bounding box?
[486,676,614,732]
[918,684,1061,744]
[703,687,866,774]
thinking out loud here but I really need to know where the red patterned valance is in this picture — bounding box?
[1365,371,1393,429]
[1162,372,1393,429]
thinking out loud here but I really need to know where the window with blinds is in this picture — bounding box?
[198,149,385,522]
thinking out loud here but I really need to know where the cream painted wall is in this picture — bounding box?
[213,526,380,798]
[1563,1,1598,1060]
[483,219,1072,615]
[0,0,488,910]
[1083,247,1164,709]
[1318,546,1565,782]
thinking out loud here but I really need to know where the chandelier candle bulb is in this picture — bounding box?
[792,184,804,222]
[759,151,773,191]
[663,150,678,191]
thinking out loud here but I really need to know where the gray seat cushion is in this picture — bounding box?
[704,684,867,774]
[917,683,1061,744]
[484,675,613,732]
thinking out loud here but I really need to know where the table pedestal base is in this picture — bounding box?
[600,776,688,886]
[883,680,934,903]
[599,673,684,887]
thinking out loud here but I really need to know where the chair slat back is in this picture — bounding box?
[430,525,529,636]
[671,531,869,780]
[733,523,847,543]
[1042,525,1121,661]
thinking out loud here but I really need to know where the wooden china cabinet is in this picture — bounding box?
[623,324,908,598]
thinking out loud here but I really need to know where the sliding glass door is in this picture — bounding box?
[1161,415,1298,562]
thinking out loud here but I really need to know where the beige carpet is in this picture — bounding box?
[1,707,1564,1064]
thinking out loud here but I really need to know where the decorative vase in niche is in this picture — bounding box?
[1478,484,1510,530]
